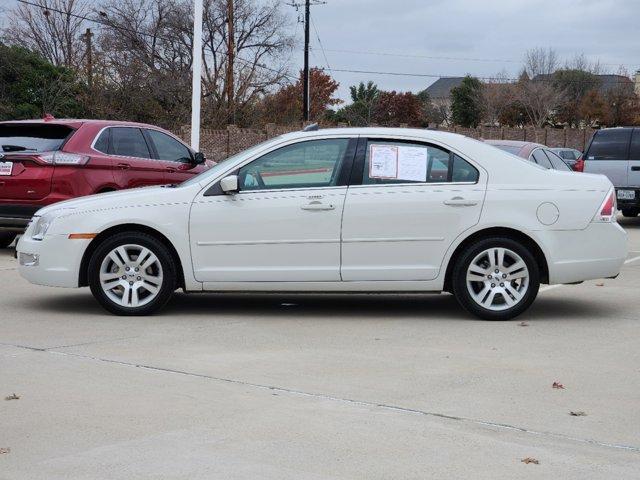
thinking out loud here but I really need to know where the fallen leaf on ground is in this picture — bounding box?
[596,282,605,286]
[5,393,20,401]
[518,321,529,327]
[521,457,539,465]
[0,448,10,454]
[552,382,565,389]
[569,411,587,416]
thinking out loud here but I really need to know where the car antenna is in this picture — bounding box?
[302,123,319,132]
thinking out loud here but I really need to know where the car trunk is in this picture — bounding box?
[0,123,74,201]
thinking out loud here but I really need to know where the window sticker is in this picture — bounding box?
[369,144,398,179]
[397,146,427,182]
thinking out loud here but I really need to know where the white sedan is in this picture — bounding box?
[17,128,627,320]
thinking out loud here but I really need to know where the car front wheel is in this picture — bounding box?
[452,237,540,320]
[88,232,177,315]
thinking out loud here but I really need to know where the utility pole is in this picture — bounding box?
[226,0,235,124]
[302,0,310,122]
[191,0,204,151]
[81,28,93,89]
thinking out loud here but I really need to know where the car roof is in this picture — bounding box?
[0,118,168,130]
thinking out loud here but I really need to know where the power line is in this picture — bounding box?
[310,17,331,73]
[14,0,297,82]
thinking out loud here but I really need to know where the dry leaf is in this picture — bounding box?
[596,282,604,287]
[519,321,529,327]
[5,393,20,401]
[569,411,587,416]
[521,457,539,465]
[552,382,565,389]
[0,448,10,455]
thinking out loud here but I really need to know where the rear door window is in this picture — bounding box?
[544,150,572,171]
[531,149,553,169]
[586,129,631,160]
[630,129,640,160]
[0,124,73,153]
[109,127,151,158]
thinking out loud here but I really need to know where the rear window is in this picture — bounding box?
[586,129,631,160]
[0,124,73,153]
[544,150,572,171]
[492,145,522,155]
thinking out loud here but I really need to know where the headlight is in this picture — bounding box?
[31,213,56,240]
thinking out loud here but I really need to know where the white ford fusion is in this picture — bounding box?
[17,128,627,319]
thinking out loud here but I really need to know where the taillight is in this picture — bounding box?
[573,156,584,172]
[38,152,89,165]
[593,189,616,223]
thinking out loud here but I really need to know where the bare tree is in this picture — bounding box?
[566,53,603,75]
[482,71,516,126]
[517,78,565,127]
[5,0,91,69]
[524,47,559,78]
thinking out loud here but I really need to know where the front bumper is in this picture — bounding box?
[543,222,628,285]
[17,233,91,288]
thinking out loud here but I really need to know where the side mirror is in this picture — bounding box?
[193,152,206,165]
[220,175,238,194]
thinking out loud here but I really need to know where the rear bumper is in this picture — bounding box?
[542,222,627,284]
[614,188,640,209]
[0,205,40,230]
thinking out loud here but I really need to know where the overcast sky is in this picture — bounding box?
[1,0,638,102]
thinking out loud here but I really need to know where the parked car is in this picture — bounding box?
[576,127,640,217]
[17,128,626,320]
[550,147,582,168]
[483,140,573,171]
[0,118,212,248]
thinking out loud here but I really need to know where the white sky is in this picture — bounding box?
[1,0,639,103]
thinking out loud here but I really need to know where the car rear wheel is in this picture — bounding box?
[621,208,639,218]
[0,232,17,249]
[452,237,540,320]
[88,232,177,315]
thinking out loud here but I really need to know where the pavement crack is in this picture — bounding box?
[41,349,640,454]
[0,336,140,352]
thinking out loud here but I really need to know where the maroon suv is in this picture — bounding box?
[0,118,213,247]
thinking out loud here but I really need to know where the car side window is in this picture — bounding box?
[363,141,477,184]
[544,150,572,171]
[586,129,632,160]
[237,138,349,191]
[531,149,552,169]
[630,129,640,160]
[109,127,151,159]
[93,129,109,153]
[147,129,192,162]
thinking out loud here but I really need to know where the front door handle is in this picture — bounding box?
[301,201,336,211]
[117,163,131,170]
[631,166,640,171]
[443,197,478,207]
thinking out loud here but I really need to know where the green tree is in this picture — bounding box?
[335,81,380,126]
[450,75,484,127]
[552,69,601,126]
[0,43,83,120]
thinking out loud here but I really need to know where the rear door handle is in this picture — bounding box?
[631,166,640,171]
[117,163,130,170]
[166,167,177,173]
[443,197,478,207]
[301,201,336,211]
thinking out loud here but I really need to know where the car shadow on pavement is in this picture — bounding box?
[23,290,615,322]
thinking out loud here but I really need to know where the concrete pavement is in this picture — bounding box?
[2,217,640,479]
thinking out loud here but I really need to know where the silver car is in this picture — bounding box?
[550,148,582,168]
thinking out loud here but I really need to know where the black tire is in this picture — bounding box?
[0,232,17,249]
[621,208,639,218]
[451,237,540,321]
[88,232,177,315]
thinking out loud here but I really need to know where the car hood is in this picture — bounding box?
[35,185,192,217]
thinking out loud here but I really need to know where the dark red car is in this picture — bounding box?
[0,118,212,247]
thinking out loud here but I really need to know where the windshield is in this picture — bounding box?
[179,136,283,187]
[0,124,74,152]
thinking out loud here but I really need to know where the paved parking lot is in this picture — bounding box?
[2,218,640,479]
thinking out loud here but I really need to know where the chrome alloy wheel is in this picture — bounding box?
[99,244,163,308]
[465,247,529,311]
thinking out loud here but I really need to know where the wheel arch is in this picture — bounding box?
[78,224,185,289]
[443,227,549,292]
